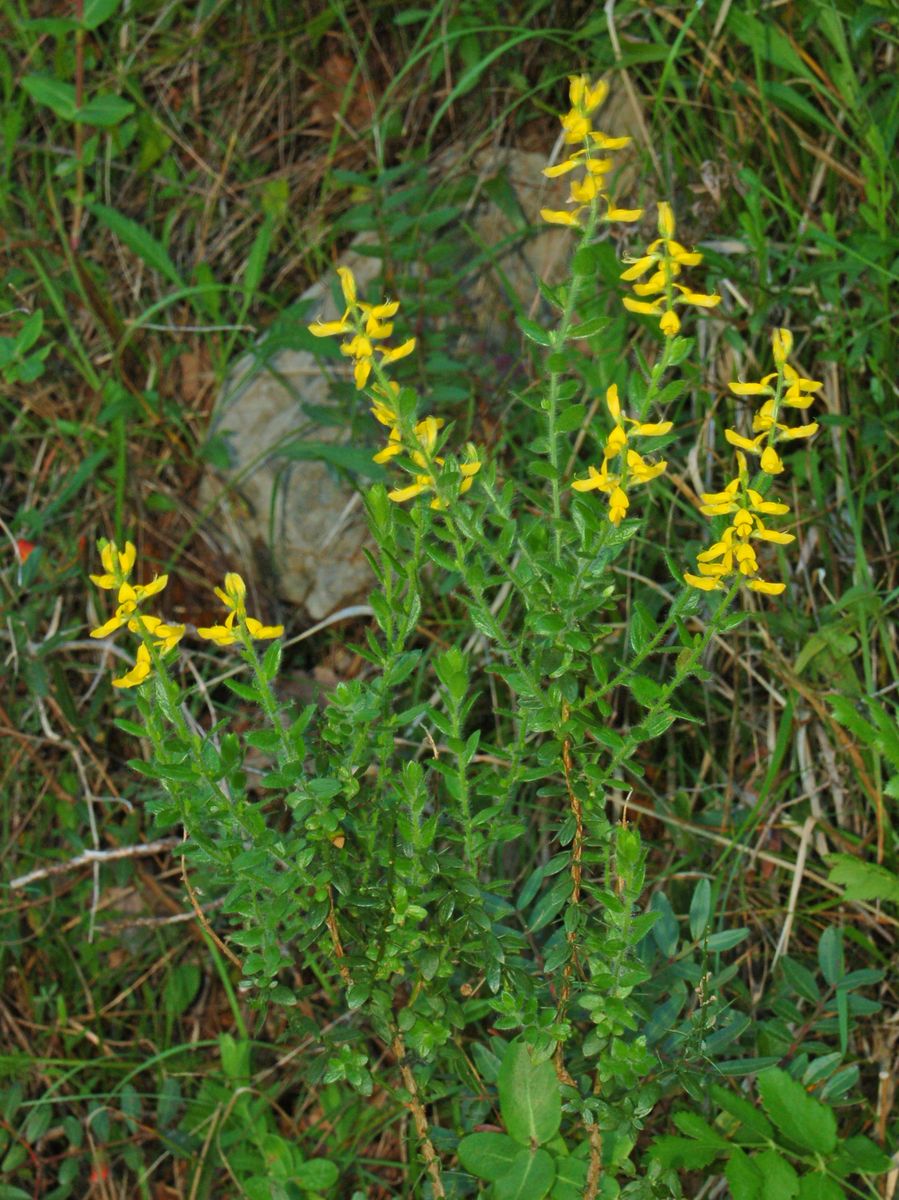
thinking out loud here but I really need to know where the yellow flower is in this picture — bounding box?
[89,540,137,590]
[620,202,720,336]
[571,385,671,525]
[308,268,415,391]
[112,644,153,689]
[541,75,637,229]
[197,572,284,646]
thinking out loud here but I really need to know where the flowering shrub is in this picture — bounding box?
[87,73,890,1200]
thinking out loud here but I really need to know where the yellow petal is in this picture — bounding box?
[388,479,429,503]
[676,287,721,307]
[771,328,793,365]
[244,618,284,640]
[657,201,675,238]
[782,422,819,440]
[747,578,786,596]
[729,382,772,396]
[112,644,152,688]
[540,207,582,227]
[337,266,357,307]
[90,615,125,639]
[760,447,784,474]
[724,429,763,452]
[196,623,239,646]
[620,255,656,281]
[684,573,721,591]
[380,338,416,365]
[605,205,643,222]
[659,309,680,336]
[308,318,351,337]
[542,158,581,178]
[622,297,662,316]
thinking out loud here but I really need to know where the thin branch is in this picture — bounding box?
[9,838,180,889]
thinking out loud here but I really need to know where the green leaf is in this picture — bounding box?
[797,1173,846,1200]
[81,0,122,28]
[518,317,553,346]
[293,1159,339,1189]
[75,94,135,126]
[457,1132,521,1181]
[87,202,183,286]
[493,1147,555,1200]
[757,1068,837,1154]
[672,1111,731,1150]
[557,403,586,432]
[553,1155,588,1190]
[817,926,844,985]
[497,1041,561,1146]
[750,1150,799,1198]
[275,438,386,477]
[706,927,750,952]
[629,601,657,653]
[689,878,711,940]
[650,1135,721,1170]
[725,1148,763,1200]
[825,854,899,904]
[711,1084,773,1140]
[21,74,78,120]
[831,1134,892,1175]
[780,956,821,1003]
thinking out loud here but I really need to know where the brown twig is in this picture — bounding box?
[392,1029,445,1199]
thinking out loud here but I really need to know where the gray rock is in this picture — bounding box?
[200,136,638,619]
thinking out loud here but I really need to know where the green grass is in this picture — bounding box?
[1,1,897,1196]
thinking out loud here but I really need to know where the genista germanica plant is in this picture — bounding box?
[89,75,891,1200]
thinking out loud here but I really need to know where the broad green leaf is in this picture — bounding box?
[751,1150,799,1198]
[825,854,899,904]
[22,74,78,120]
[498,1041,561,1146]
[87,202,183,286]
[457,1132,521,1181]
[76,94,134,126]
[757,1068,837,1154]
[711,1084,773,1140]
[493,1147,555,1200]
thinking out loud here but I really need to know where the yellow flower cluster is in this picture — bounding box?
[308,266,416,390]
[90,541,184,688]
[308,268,481,510]
[197,572,284,646]
[685,329,821,597]
[540,75,642,228]
[621,203,721,337]
[571,384,672,525]
[90,542,282,688]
